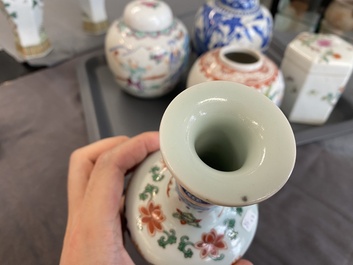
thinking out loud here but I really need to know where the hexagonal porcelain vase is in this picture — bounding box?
[281,32,353,125]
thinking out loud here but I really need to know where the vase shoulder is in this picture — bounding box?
[125,151,258,265]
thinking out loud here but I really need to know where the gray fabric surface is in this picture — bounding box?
[0,57,88,265]
[247,140,353,264]
[0,48,353,265]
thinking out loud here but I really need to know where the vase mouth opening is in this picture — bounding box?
[194,125,247,172]
[220,46,263,71]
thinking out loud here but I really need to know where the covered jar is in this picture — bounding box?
[105,0,190,98]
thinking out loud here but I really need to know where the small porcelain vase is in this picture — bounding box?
[125,81,296,264]
[193,0,273,55]
[0,0,52,59]
[78,0,108,35]
[105,0,190,98]
[187,46,285,106]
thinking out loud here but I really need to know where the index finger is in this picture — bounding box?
[68,136,129,218]
[84,132,160,220]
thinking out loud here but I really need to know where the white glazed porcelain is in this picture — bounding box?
[125,81,296,264]
[187,46,285,106]
[0,0,52,59]
[105,0,190,98]
[79,0,108,35]
[280,32,353,125]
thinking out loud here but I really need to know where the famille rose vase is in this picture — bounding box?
[78,0,108,35]
[125,81,296,264]
[0,0,52,59]
[187,46,285,106]
[105,0,190,98]
[193,0,273,55]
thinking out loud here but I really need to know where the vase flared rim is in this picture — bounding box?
[160,81,296,207]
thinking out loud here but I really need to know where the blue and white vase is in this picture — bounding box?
[193,0,273,55]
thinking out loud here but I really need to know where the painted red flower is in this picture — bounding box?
[195,228,227,259]
[333,53,341,59]
[139,201,166,236]
[317,39,332,47]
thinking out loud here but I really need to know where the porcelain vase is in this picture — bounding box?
[187,46,285,106]
[125,81,296,264]
[0,0,52,59]
[193,0,273,55]
[105,0,190,98]
[280,32,353,125]
[78,0,108,35]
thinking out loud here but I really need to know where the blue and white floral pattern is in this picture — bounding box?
[193,0,273,55]
[220,0,258,10]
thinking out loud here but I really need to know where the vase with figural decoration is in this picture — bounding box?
[105,0,190,98]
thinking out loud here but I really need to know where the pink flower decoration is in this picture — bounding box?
[141,1,159,8]
[317,39,332,47]
[195,228,227,259]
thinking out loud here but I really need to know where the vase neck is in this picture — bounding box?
[175,182,217,211]
[217,0,259,10]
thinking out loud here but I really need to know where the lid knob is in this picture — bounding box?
[123,0,173,32]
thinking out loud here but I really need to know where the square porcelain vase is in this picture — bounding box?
[280,32,353,125]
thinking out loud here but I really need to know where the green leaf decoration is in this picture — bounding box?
[224,218,238,240]
[172,208,201,228]
[10,12,17,19]
[236,207,243,216]
[211,253,225,261]
[178,236,194,258]
[139,184,159,201]
[150,166,165,182]
[32,0,38,8]
[158,229,177,249]
[226,229,238,240]
[224,218,235,229]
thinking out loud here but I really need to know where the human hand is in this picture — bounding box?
[234,259,253,265]
[59,131,253,265]
[60,132,159,265]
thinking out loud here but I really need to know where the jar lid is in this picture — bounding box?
[284,32,353,75]
[123,0,173,32]
[218,0,259,10]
